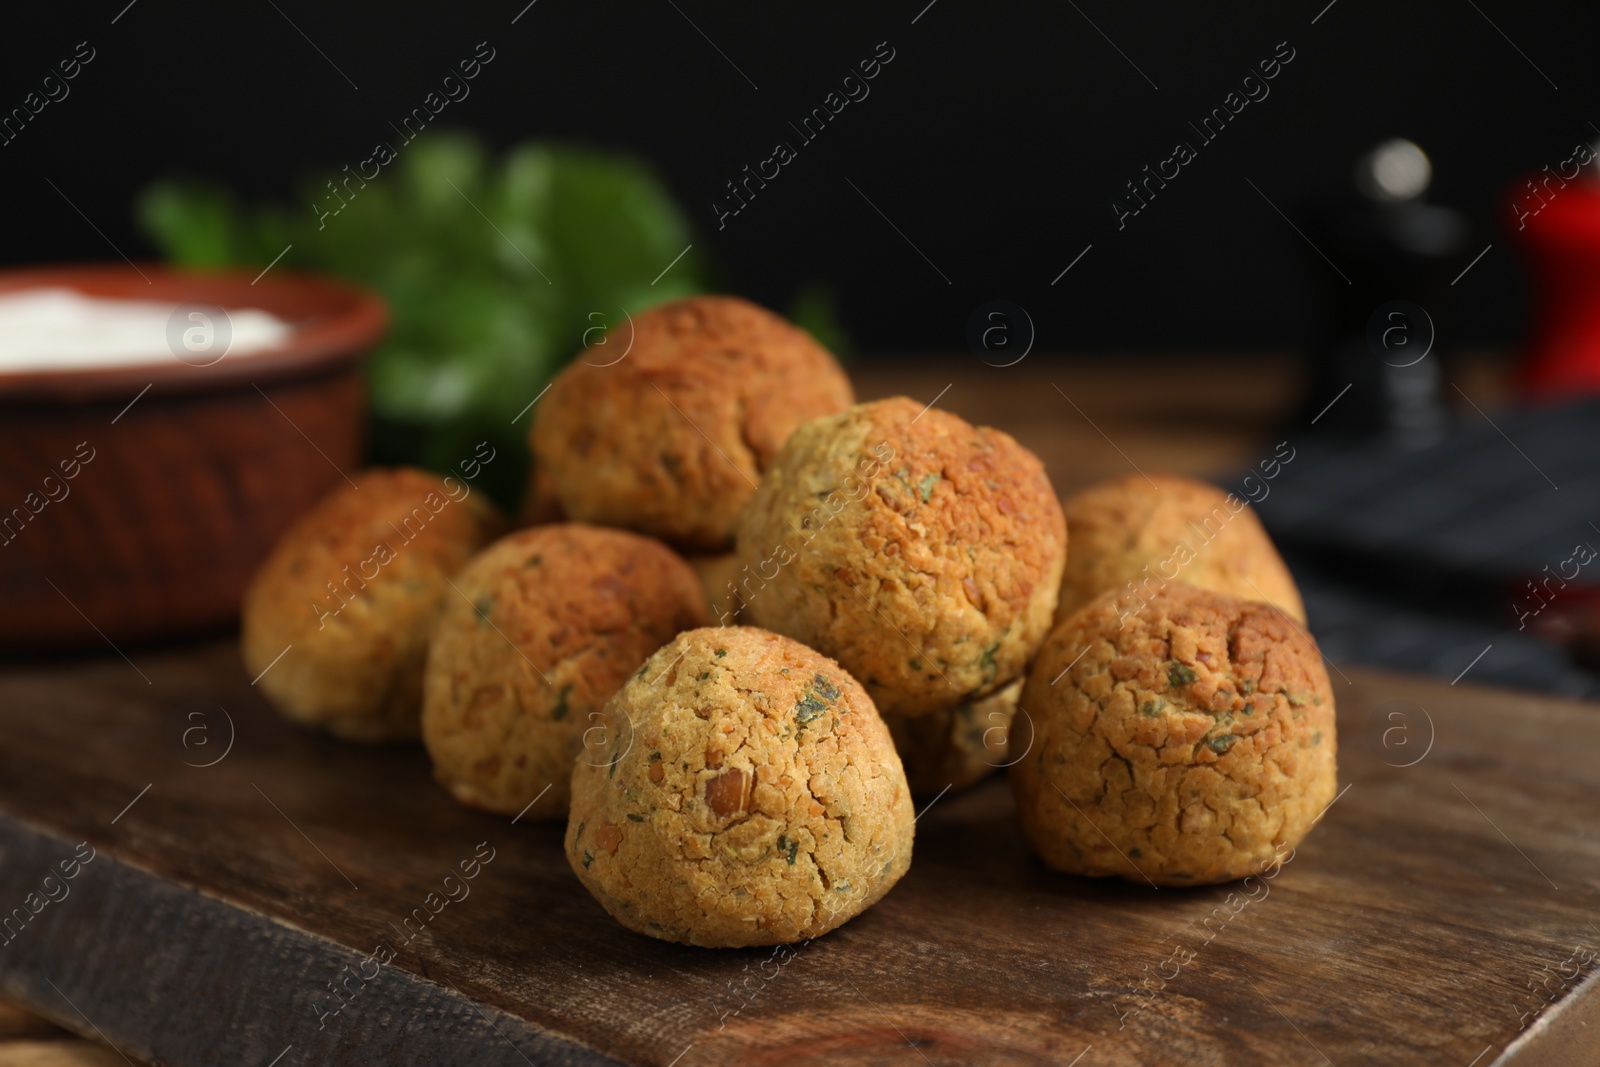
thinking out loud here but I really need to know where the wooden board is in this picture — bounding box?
[0,639,1596,1066]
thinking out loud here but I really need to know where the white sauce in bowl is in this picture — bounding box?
[0,288,294,373]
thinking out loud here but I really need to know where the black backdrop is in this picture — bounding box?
[3,0,1595,353]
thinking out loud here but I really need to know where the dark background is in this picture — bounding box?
[3,0,1594,353]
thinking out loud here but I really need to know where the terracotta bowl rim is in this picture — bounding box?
[0,262,389,403]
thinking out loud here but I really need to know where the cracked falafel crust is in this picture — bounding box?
[565,626,914,948]
[1012,582,1336,886]
[736,397,1066,717]
[422,524,710,821]
[1055,472,1305,627]
[241,467,505,742]
[530,295,853,552]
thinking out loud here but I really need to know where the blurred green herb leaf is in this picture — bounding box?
[136,132,718,510]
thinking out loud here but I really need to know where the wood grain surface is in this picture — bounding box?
[0,636,1595,1067]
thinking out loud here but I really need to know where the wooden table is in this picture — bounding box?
[5,355,1594,1066]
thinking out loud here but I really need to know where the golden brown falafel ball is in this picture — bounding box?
[1012,582,1337,887]
[736,397,1067,717]
[1055,473,1304,627]
[888,680,1021,798]
[566,626,914,947]
[531,296,853,552]
[241,468,505,742]
[422,524,709,820]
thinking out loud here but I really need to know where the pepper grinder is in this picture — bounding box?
[1300,139,1472,447]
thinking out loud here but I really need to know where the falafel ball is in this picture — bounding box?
[1055,473,1304,626]
[887,680,1021,798]
[736,397,1067,717]
[531,296,853,552]
[1012,581,1337,886]
[566,626,914,947]
[241,467,505,742]
[422,524,710,821]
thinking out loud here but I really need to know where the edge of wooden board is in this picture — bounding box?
[0,812,621,1067]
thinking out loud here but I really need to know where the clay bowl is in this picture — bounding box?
[0,264,386,652]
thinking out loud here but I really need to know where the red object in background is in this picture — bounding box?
[1512,176,1600,399]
